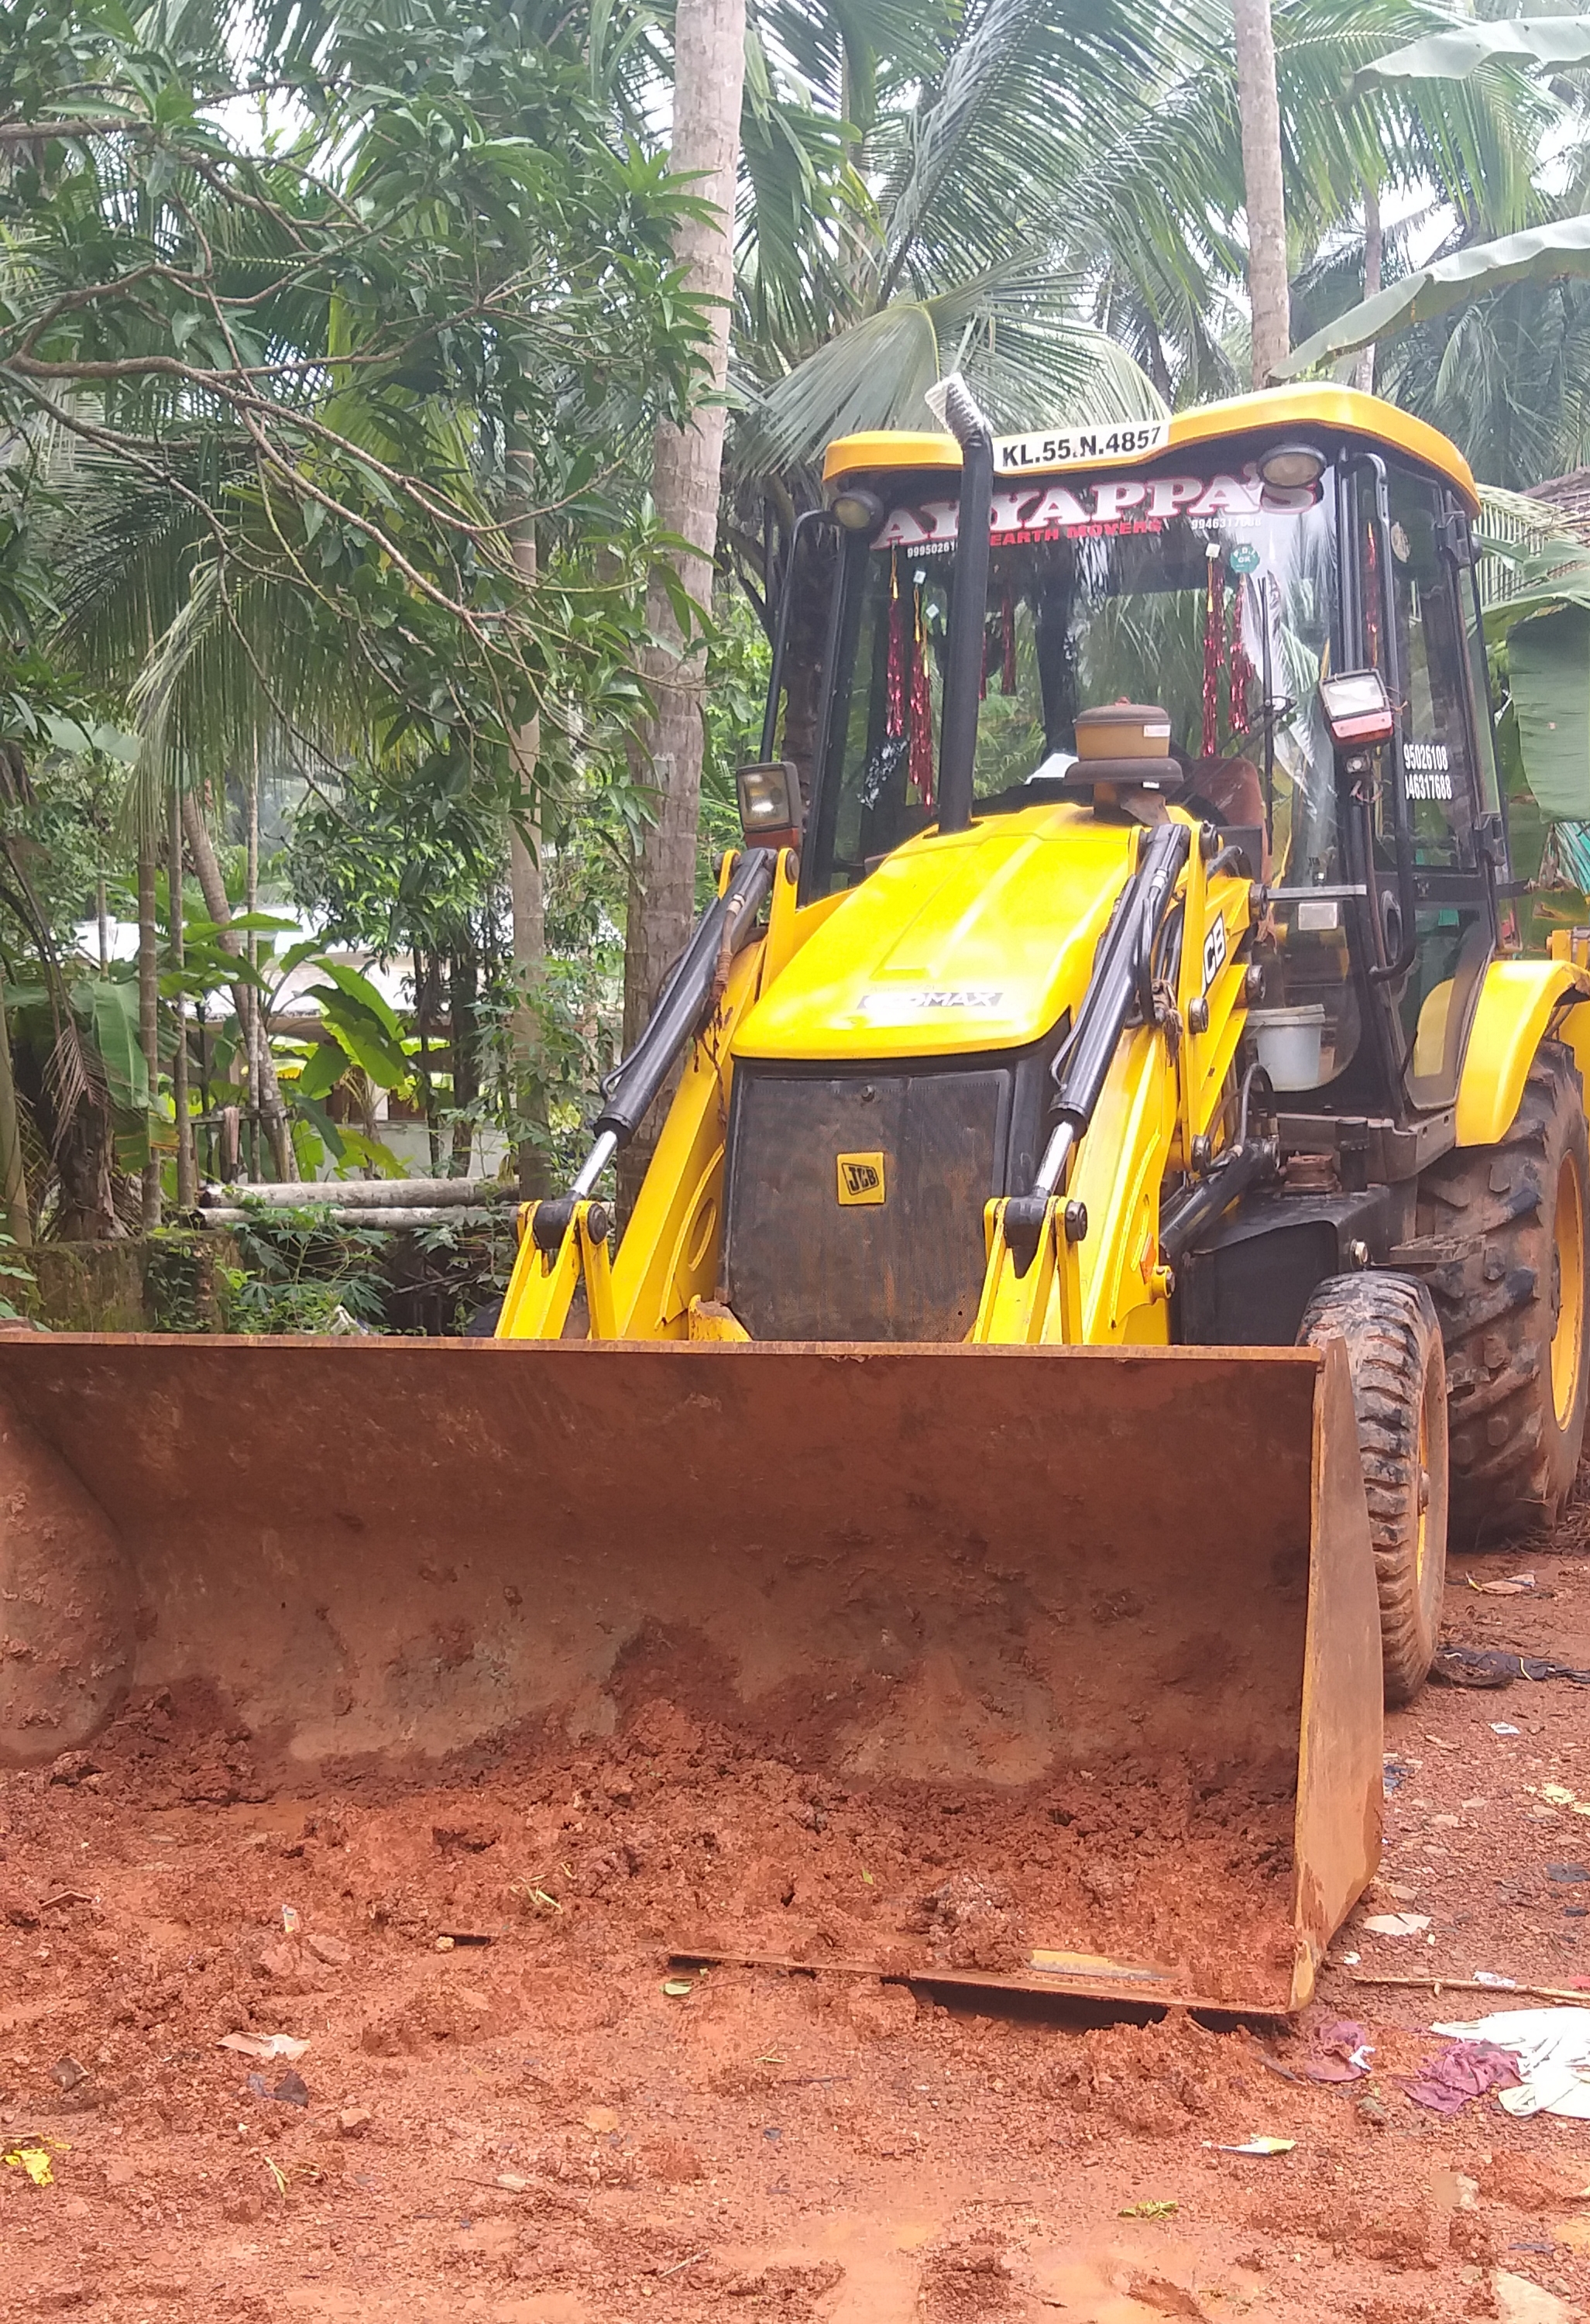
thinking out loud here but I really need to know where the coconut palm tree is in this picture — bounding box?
[1282,12,1590,483]
[1234,0,1290,384]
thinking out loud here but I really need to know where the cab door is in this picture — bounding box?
[1358,459,1501,1110]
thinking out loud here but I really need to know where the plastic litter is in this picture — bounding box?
[1119,2200,1179,2219]
[1429,2008,1590,2118]
[1475,1971,1520,1988]
[2,2140,55,2187]
[1363,1913,1432,1937]
[1209,2136,1295,2156]
[1399,2040,1523,2114]
[662,1978,695,1998]
[1492,1723,1523,1737]
[1470,1575,1537,1595]
[1434,1647,1590,1687]
[218,2031,309,2063]
[1304,2019,1374,2082]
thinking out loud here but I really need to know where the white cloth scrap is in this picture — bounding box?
[1430,2008,1590,2118]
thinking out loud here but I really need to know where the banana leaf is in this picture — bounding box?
[1510,605,1590,821]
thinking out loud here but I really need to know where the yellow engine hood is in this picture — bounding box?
[736,803,1141,1061]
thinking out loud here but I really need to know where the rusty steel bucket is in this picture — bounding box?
[0,1334,1380,2013]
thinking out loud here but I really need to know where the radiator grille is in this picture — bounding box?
[723,1065,1010,1341]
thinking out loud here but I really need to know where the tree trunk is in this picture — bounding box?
[1353,180,1383,397]
[246,746,261,1178]
[448,946,478,1177]
[618,0,747,1211]
[169,783,195,1209]
[180,792,297,1181]
[137,841,161,1228]
[414,947,441,1174]
[507,511,550,1202]
[0,1002,31,1247]
[1233,0,1290,387]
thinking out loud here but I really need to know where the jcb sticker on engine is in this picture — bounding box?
[1202,915,1228,993]
[836,1152,887,1206]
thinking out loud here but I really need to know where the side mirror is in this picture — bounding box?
[735,759,805,851]
[1318,669,1396,748]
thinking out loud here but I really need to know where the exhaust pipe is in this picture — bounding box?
[932,373,994,837]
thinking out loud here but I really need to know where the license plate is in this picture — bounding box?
[994,419,1170,471]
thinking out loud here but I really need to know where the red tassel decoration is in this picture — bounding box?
[1001,591,1017,694]
[1228,581,1256,737]
[885,550,906,739]
[1201,548,1224,758]
[908,582,935,810]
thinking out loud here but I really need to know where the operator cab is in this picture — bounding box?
[764,392,1506,1122]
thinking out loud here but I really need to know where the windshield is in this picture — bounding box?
[807,455,1342,899]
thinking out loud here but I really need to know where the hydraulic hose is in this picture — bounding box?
[1049,820,1192,1148]
[1159,1135,1279,1267]
[595,847,775,1141]
[1001,821,1192,1269]
[532,848,774,1253]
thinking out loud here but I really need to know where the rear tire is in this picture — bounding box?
[1415,1040,1590,1545]
[1299,1272,1448,1707]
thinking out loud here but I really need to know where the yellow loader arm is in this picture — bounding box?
[973,816,1255,1345]
[499,846,805,1342]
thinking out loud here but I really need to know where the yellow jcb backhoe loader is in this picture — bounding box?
[4,382,1588,2015]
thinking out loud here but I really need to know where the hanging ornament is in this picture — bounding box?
[885,550,906,740]
[1001,590,1018,694]
[1228,579,1257,738]
[1201,543,1225,758]
[908,579,935,810]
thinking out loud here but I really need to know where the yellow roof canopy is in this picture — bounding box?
[822,385,1478,512]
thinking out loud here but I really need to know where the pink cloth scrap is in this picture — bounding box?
[1401,2040,1523,2115]
[1304,2019,1373,2083]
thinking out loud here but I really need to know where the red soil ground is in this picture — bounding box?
[10,1514,1590,2321]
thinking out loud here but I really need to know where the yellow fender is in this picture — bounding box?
[1454,959,1590,1146]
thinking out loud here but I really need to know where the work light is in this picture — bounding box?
[1318,668,1396,747]
[735,759,805,850]
[1258,442,1326,491]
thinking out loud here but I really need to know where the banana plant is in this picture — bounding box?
[1283,15,1590,383]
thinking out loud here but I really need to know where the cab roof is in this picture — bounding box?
[822,384,1478,513]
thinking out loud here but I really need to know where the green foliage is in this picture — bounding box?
[1285,215,1590,379]
[0,1229,33,1322]
[1352,17,1590,95]
[143,1229,223,1332]
[6,0,713,834]
[699,586,774,896]
[219,1203,391,1334]
[1279,6,1590,485]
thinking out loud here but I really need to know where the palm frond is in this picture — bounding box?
[734,258,1162,471]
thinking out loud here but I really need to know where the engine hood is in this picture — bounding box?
[735,802,1142,1062]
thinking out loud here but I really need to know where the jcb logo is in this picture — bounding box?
[836,1152,887,1206]
[1202,913,1228,993]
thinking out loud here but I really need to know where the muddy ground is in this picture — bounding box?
[12,1510,1590,2320]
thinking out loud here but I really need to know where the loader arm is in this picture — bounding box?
[973,816,1258,1346]
[498,844,831,1341]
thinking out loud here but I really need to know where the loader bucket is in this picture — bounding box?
[0,1334,1380,2013]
